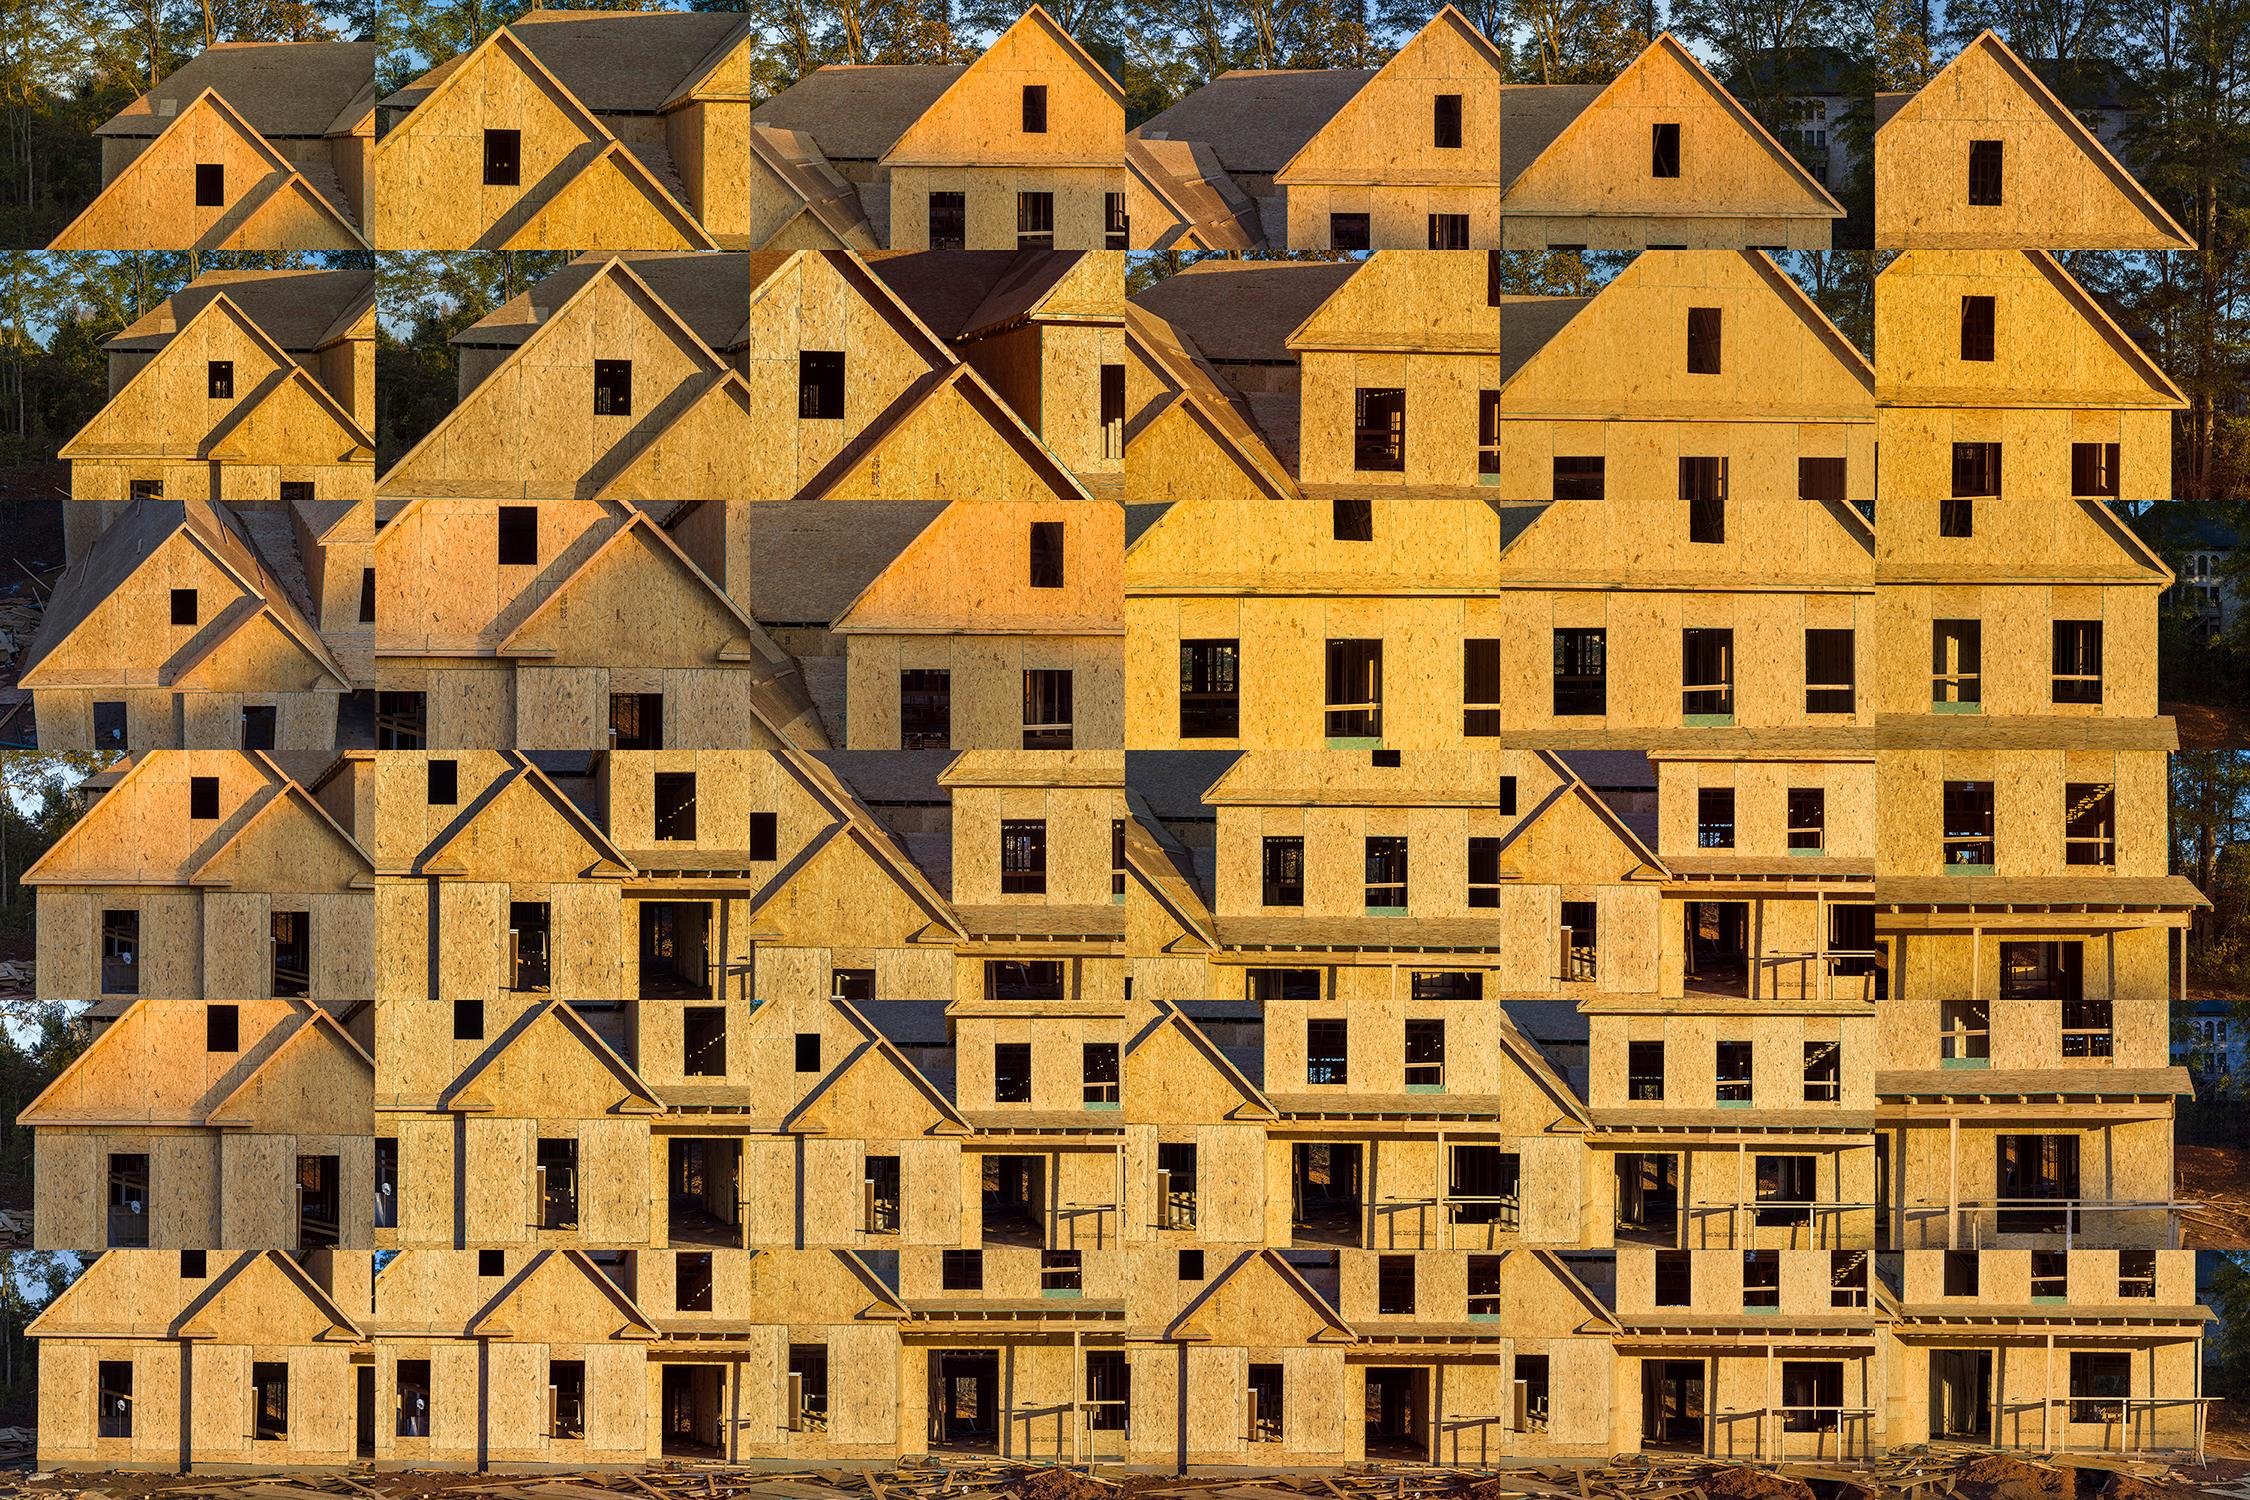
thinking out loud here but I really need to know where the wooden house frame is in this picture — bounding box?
[59,267,376,503]
[371,499,827,750]
[1128,24,1841,251]
[49,41,374,251]
[374,10,752,249]
[23,500,368,753]
[751,6,1126,253]
[33,1249,367,1470]
[1873,32,2193,249]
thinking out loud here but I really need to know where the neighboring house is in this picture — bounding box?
[2177,998,2246,1085]
[370,499,827,751]
[21,499,371,753]
[1874,32,2191,249]
[752,6,1127,252]
[1123,251,1876,747]
[375,9,751,249]
[2140,505,2240,642]
[59,267,376,504]
[378,250,1108,504]
[49,40,373,251]
[1131,17,1842,251]
[32,1249,368,1469]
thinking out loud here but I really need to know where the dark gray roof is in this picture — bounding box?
[1499,295,1589,382]
[1502,1000,1590,1047]
[100,40,374,138]
[752,64,966,161]
[1499,83,1603,186]
[1127,751,1232,821]
[729,500,945,623]
[1130,261,1359,366]
[865,250,1078,340]
[1133,69,1376,175]
[383,11,746,115]
[1123,503,1172,545]
[454,252,750,354]
[108,269,371,354]
[818,751,954,807]
[856,998,953,1047]
[1558,750,1655,790]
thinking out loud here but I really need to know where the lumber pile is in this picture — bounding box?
[1,1449,2225,1500]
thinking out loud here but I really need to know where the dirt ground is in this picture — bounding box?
[2178,1144,2250,1248]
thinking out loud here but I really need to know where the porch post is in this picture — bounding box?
[1765,1342,1776,1461]
[1737,1141,1747,1249]
[1947,1116,1960,1251]
[1435,1127,1447,1250]
[2043,1333,2054,1453]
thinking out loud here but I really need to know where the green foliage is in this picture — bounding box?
[374,249,572,473]
[2207,1251,2250,1399]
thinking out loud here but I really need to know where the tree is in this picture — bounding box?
[1501,0,1646,82]
[375,249,573,472]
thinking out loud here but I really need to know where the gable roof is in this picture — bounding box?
[441,998,663,1115]
[719,499,951,624]
[1273,7,1505,184]
[409,752,634,879]
[186,762,374,887]
[1880,30,2190,248]
[782,997,971,1136]
[1125,303,1297,500]
[1125,137,1265,251]
[831,499,1122,636]
[751,64,965,162]
[751,124,878,251]
[454,252,751,357]
[1130,259,1360,366]
[382,10,749,115]
[1126,999,1275,1119]
[202,1006,374,1127]
[882,6,1122,170]
[1500,34,1843,215]
[1168,1249,1354,1343]
[1132,69,1378,176]
[56,89,369,248]
[863,249,1100,342]
[465,1249,660,1340]
[99,40,376,138]
[20,497,350,692]
[106,267,373,354]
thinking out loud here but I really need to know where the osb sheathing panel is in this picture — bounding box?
[745,251,942,488]
[458,1114,651,1247]
[1123,594,1512,749]
[69,458,371,503]
[1287,184,1502,251]
[39,1339,185,1466]
[1613,1245,1869,1315]
[1502,49,1835,226]
[1500,212,1830,251]
[1873,583,2159,718]
[846,635,1123,748]
[373,40,624,250]
[1281,19,1499,192]
[1875,252,2179,410]
[1654,758,1875,860]
[1586,1012,1876,1112]
[793,1136,962,1246]
[1180,1343,1350,1465]
[216,1131,372,1248]
[1127,497,1509,590]
[1894,1247,2197,1304]
[33,530,259,684]
[66,306,349,463]
[54,97,356,251]
[634,988,865,1104]
[501,525,758,667]
[1656,895,1872,1004]
[515,665,796,750]
[1879,993,2171,1068]
[955,1011,1126,1111]
[503,148,710,250]
[1876,408,2173,505]
[749,941,952,1007]
[1875,43,2187,248]
[483,1340,647,1461]
[951,778,1124,908]
[377,498,616,652]
[1888,1116,2173,1243]
[380,271,718,498]
[887,12,1119,172]
[1499,479,1876,583]
[1502,253,1871,423]
[39,752,282,882]
[1122,400,1287,504]
[1874,747,2169,877]
[37,889,198,1001]
[841,500,1124,634]
[668,100,753,243]
[1884,1338,2202,1449]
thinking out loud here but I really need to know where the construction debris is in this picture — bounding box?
[0,1449,2236,1500]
